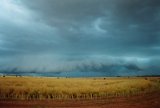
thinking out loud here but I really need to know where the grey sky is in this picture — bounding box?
[0,0,160,76]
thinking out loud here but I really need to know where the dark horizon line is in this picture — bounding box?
[1,73,160,78]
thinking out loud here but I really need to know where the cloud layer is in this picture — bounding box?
[0,0,160,76]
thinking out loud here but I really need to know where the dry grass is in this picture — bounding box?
[0,76,160,100]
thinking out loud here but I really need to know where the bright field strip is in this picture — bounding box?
[0,76,160,100]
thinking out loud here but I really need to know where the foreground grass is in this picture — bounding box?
[0,76,160,100]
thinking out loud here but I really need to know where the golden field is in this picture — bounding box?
[0,76,160,100]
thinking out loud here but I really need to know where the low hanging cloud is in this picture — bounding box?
[0,0,160,76]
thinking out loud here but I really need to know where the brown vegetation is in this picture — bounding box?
[0,91,160,108]
[0,76,160,100]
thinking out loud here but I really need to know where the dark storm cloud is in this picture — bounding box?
[0,0,160,76]
[20,0,160,53]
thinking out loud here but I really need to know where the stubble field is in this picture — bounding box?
[0,76,160,108]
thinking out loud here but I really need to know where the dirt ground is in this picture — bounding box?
[0,91,160,108]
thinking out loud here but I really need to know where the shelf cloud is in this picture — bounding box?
[0,0,160,76]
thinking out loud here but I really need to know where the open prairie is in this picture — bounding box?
[0,76,160,108]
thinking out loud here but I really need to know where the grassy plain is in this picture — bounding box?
[0,76,160,100]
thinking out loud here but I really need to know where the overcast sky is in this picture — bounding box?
[0,0,160,76]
